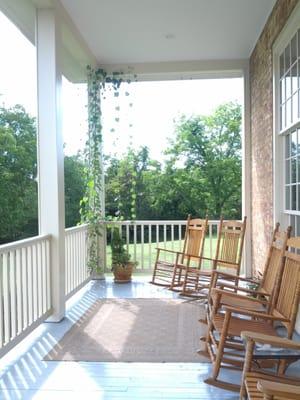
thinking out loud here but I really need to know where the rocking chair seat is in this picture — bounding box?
[211,292,266,312]
[155,261,174,269]
[213,313,278,338]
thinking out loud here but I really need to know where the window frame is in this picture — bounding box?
[273,3,300,233]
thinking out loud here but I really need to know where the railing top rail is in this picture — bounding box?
[103,220,222,225]
[0,234,51,253]
[65,224,88,234]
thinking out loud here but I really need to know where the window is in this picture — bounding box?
[279,30,300,131]
[274,7,300,236]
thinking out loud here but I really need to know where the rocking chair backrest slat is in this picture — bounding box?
[273,237,300,336]
[181,216,208,263]
[260,225,291,301]
[214,216,247,273]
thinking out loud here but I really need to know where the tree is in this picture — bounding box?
[166,102,242,219]
[105,147,158,219]
[0,105,38,243]
[0,104,87,243]
[64,154,86,227]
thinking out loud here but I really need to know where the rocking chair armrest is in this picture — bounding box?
[156,248,204,261]
[212,270,259,284]
[241,331,300,350]
[200,256,237,265]
[212,288,269,305]
[222,275,260,285]
[211,270,237,279]
[200,256,214,262]
[197,270,212,276]
[156,248,184,256]
[257,380,300,399]
[219,283,270,297]
[223,306,290,322]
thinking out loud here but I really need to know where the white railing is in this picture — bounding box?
[0,235,52,357]
[65,224,89,299]
[105,220,220,273]
[0,219,220,357]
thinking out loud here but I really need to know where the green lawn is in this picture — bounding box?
[106,236,218,272]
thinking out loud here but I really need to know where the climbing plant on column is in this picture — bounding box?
[80,66,135,275]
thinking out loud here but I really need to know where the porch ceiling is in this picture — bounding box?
[61,0,276,65]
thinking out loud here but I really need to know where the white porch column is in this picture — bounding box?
[36,8,65,321]
[242,64,252,277]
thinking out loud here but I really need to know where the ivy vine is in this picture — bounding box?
[80,66,136,274]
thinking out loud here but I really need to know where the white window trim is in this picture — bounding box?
[273,2,300,228]
[273,2,300,334]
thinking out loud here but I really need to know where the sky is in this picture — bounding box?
[0,11,243,162]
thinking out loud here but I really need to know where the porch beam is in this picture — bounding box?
[36,8,65,321]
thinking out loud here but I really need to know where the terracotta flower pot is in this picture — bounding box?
[112,262,134,283]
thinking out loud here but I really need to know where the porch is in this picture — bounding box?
[1,0,300,398]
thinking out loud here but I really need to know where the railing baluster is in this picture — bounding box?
[16,248,23,334]
[148,224,152,269]
[171,224,174,262]
[9,250,17,339]
[133,223,137,264]
[78,230,82,284]
[46,239,51,310]
[179,224,182,249]
[22,247,28,330]
[163,224,167,261]
[28,245,33,326]
[75,232,79,289]
[126,224,129,254]
[3,252,11,344]
[65,234,69,294]
[141,224,144,270]
[32,244,38,320]
[209,223,213,259]
[37,242,43,318]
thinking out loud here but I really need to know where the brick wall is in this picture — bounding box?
[250,0,298,275]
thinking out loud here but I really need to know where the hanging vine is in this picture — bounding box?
[80,66,136,274]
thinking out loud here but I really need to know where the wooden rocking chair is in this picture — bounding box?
[240,331,300,399]
[204,236,300,392]
[150,215,208,287]
[180,216,247,297]
[207,223,291,314]
[168,216,208,291]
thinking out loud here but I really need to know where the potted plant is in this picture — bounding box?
[110,227,136,282]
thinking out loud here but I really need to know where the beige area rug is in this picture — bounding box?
[45,298,208,362]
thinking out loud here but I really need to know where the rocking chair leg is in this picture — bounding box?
[205,311,231,385]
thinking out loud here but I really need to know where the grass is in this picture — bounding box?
[106,236,218,272]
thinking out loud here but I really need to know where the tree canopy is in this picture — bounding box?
[105,102,242,220]
[0,105,86,244]
[0,101,242,243]
[165,102,241,218]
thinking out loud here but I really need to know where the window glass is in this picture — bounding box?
[291,33,297,64]
[280,53,285,78]
[280,27,300,229]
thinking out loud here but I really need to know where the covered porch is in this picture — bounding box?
[1,0,300,398]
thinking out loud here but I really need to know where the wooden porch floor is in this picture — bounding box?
[0,277,252,399]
